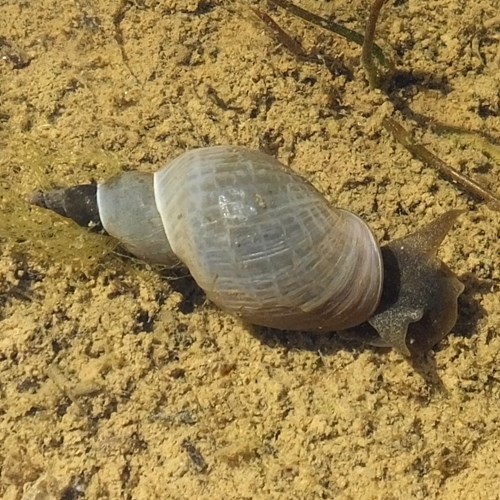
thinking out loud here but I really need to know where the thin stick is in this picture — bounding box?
[251,7,308,59]
[361,0,388,88]
[382,117,500,210]
[258,0,500,211]
[46,364,87,415]
[268,0,391,70]
[361,0,500,210]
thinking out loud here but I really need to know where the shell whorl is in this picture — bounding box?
[96,171,177,265]
[153,146,384,331]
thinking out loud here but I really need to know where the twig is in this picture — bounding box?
[262,0,500,211]
[46,364,88,415]
[382,117,500,210]
[268,0,392,70]
[361,0,388,88]
[361,0,500,210]
[250,7,308,58]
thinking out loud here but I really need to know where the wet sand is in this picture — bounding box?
[0,1,499,498]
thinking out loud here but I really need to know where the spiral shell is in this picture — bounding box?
[95,147,383,330]
[29,145,464,355]
[147,146,383,331]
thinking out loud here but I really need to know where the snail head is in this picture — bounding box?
[365,210,465,356]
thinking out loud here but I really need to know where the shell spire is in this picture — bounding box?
[28,184,102,230]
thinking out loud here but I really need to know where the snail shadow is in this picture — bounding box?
[245,271,489,388]
[157,268,488,389]
[159,266,207,314]
[248,324,444,384]
[452,272,492,340]
[248,326,446,390]
[247,324,368,357]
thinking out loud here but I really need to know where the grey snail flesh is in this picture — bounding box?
[29,146,465,356]
[358,210,465,355]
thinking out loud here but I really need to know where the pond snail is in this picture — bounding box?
[29,146,465,356]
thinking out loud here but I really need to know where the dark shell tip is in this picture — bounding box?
[28,184,103,230]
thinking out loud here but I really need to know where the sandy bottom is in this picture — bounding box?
[1,1,499,498]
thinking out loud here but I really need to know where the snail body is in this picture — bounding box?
[30,146,464,355]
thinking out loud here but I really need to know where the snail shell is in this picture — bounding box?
[29,146,464,355]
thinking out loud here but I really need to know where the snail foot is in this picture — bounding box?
[367,210,465,356]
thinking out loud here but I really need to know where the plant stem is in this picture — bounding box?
[362,0,388,88]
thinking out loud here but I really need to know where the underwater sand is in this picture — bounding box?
[0,0,499,498]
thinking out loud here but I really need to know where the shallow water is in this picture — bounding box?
[0,1,499,498]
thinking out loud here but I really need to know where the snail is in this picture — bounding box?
[29,146,465,356]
